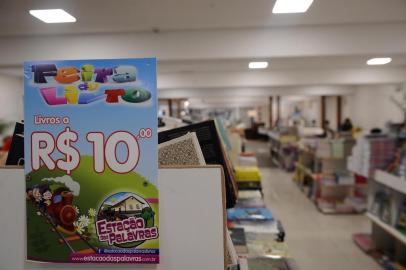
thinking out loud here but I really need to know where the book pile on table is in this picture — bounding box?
[227,190,296,270]
[234,166,262,191]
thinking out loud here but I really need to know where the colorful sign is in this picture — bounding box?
[24,58,159,263]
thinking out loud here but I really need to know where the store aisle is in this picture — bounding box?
[248,142,380,270]
[260,168,381,270]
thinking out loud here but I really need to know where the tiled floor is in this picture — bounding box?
[248,141,381,270]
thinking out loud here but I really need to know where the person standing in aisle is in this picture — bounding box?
[320,120,335,138]
[340,118,353,132]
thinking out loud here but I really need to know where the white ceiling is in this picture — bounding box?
[2,55,406,77]
[1,0,406,108]
[0,0,405,36]
[158,55,406,74]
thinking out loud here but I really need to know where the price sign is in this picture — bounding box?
[31,128,143,174]
[24,58,159,264]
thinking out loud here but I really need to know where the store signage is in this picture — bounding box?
[24,58,159,264]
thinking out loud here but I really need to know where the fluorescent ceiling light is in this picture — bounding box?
[249,61,268,69]
[273,0,314,14]
[29,9,76,23]
[366,57,392,66]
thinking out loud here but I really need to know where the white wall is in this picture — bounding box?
[262,85,405,132]
[0,74,23,122]
[346,85,404,131]
[279,96,321,127]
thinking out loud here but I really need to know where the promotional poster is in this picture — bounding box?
[24,58,159,263]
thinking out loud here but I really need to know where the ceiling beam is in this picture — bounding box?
[0,23,406,66]
[158,67,406,89]
[158,86,355,99]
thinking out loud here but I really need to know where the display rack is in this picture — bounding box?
[0,166,228,270]
[354,169,406,267]
[366,213,406,246]
[267,131,298,172]
[375,170,406,195]
[293,139,366,214]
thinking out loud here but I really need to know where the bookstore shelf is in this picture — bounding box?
[374,170,406,195]
[366,213,406,245]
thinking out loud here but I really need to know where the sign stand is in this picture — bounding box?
[0,166,226,270]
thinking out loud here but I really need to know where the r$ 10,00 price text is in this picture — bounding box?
[30,127,152,174]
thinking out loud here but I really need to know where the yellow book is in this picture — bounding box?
[235,166,261,182]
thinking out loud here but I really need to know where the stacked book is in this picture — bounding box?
[316,138,355,159]
[348,136,395,177]
[235,166,262,190]
[227,190,293,270]
[316,140,332,158]
[235,166,261,182]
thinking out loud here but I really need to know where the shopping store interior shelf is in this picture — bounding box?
[366,213,406,246]
[374,170,406,195]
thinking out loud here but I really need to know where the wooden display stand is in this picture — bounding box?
[0,166,227,270]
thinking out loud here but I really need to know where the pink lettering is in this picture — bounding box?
[40,87,67,105]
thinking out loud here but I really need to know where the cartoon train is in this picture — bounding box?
[47,188,78,235]
[27,185,78,235]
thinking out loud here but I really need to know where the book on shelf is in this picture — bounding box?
[382,199,392,225]
[344,196,367,213]
[238,155,258,166]
[348,136,395,177]
[159,120,238,208]
[247,256,290,270]
[317,198,355,214]
[396,200,406,234]
[232,220,279,234]
[229,228,248,254]
[238,190,262,199]
[214,117,232,151]
[227,207,273,221]
[158,132,206,166]
[374,191,392,224]
[5,121,24,166]
[235,166,262,182]
[225,229,239,268]
[235,197,266,208]
[229,228,247,246]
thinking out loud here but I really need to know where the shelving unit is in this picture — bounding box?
[294,161,313,177]
[366,213,406,246]
[375,170,406,195]
[367,170,406,237]
[354,169,406,267]
[293,138,366,215]
[267,130,298,172]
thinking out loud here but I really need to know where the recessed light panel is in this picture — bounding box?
[249,62,269,69]
[273,0,314,14]
[366,57,392,65]
[29,9,76,23]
